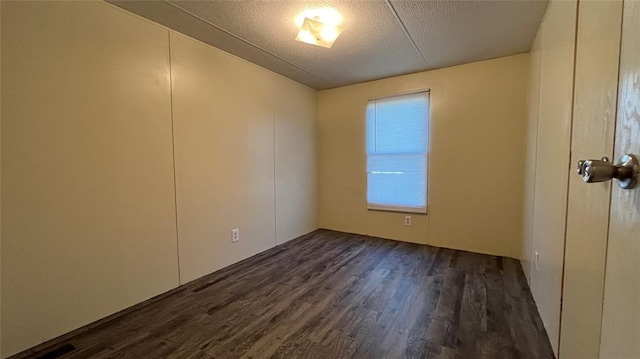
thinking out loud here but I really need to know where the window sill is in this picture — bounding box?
[367,205,428,215]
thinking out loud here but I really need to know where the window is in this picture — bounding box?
[366,91,429,213]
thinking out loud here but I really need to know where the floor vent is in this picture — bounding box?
[35,344,76,359]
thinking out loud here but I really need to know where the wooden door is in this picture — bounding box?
[559,1,622,357]
[599,0,640,357]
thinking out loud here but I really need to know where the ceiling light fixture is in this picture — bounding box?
[295,8,343,48]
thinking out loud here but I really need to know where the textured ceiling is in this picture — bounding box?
[110,0,548,90]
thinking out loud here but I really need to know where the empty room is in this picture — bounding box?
[1,0,638,358]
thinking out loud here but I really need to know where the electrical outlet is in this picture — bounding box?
[232,228,239,243]
[404,215,412,227]
[535,251,540,271]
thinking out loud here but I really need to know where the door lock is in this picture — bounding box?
[577,153,639,189]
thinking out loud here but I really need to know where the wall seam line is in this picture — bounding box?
[273,106,278,246]
[167,31,182,285]
[530,37,543,284]
[557,0,581,354]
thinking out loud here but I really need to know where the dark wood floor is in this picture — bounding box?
[18,229,555,359]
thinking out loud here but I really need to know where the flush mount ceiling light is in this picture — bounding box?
[295,8,343,48]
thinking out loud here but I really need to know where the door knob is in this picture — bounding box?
[577,153,640,189]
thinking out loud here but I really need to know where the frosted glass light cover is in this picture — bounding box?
[295,17,342,48]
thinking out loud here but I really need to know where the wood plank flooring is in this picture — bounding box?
[15,229,555,359]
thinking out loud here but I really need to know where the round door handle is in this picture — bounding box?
[578,153,640,189]
[577,160,586,175]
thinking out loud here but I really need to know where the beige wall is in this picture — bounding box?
[171,32,318,284]
[273,75,318,245]
[0,1,3,355]
[318,54,528,258]
[522,0,577,355]
[1,2,179,356]
[0,2,317,357]
[521,29,542,281]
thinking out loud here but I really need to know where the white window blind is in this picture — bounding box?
[366,91,429,213]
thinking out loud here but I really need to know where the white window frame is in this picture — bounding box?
[366,90,430,214]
